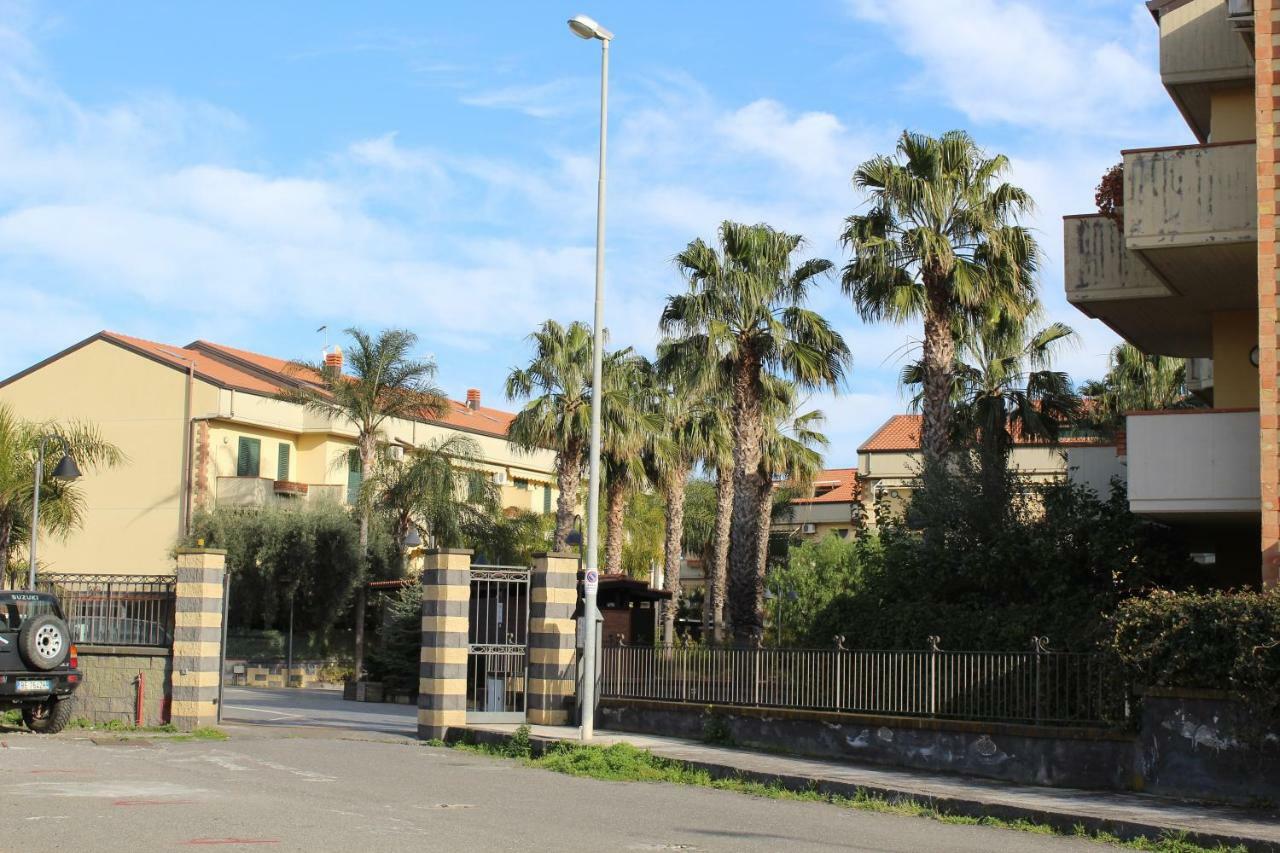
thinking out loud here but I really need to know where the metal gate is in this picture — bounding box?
[466,564,530,723]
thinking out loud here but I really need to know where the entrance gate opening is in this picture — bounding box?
[466,565,530,723]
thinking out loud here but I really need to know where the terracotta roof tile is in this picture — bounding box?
[857,414,1106,453]
[791,467,859,504]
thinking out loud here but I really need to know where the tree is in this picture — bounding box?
[647,355,718,644]
[0,404,124,587]
[279,327,446,677]
[506,320,640,552]
[903,310,1080,513]
[601,356,658,575]
[842,130,1038,486]
[1080,343,1190,430]
[662,221,849,646]
[371,432,497,566]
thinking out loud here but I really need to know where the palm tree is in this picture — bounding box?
[0,404,125,587]
[905,311,1080,510]
[647,356,718,644]
[601,356,658,575]
[662,221,849,646]
[279,327,446,676]
[371,432,497,570]
[841,130,1038,485]
[703,404,733,644]
[506,320,640,551]
[1080,343,1190,430]
[753,390,827,630]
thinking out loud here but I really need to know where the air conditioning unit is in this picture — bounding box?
[387,445,404,462]
[492,471,508,485]
[802,523,817,534]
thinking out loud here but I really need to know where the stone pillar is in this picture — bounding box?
[171,547,227,732]
[1259,0,1280,589]
[527,552,578,726]
[418,548,471,741]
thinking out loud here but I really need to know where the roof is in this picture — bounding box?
[4,331,519,439]
[790,467,859,505]
[857,414,1107,453]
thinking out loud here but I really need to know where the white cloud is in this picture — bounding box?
[845,0,1173,137]
[459,78,589,118]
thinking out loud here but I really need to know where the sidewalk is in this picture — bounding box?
[467,723,1280,852]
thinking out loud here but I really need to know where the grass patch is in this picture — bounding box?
[449,736,1247,853]
[170,726,228,742]
[63,718,225,740]
[0,709,21,726]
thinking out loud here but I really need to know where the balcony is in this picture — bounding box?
[215,477,345,509]
[1156,0,1255,141]
[1126,409,1259,520]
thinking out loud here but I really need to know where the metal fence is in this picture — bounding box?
[601,638,1125,727]
[36,573,177,648]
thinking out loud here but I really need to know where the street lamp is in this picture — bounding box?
[28,434,81,590]
[567,12,612,742]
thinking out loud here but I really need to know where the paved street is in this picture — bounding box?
[222,686,416,736]
[0,698,1103,853]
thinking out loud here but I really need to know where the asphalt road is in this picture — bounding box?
[0,690,1103,852]
[221,686,416,735]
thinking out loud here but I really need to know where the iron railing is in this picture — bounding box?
[600,637,1125,727]
[466,564,530,722]
[36,573,176,648]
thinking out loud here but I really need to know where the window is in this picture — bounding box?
[542,485,552,514]
[836,528,849,539]
[277,443,291,481]
[513,478,531,491]
[346,449,362,505]
[236,437,261,477]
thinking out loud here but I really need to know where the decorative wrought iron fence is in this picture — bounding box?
[600,637,1126,727]
[35,573,176,648]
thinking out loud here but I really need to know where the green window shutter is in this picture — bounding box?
[277,443,291,481]
[346,449,363,505]
[236,437,261,477]
[542,484,552,514]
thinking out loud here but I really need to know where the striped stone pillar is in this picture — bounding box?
[172,547,227,732]
[527,552,578,726]
[1259,0,1280,589]
[418,548,471,741]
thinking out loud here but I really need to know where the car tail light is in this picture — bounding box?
[68,644,78,670]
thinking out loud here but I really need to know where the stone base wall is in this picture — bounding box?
[70,646,173,727]
[602,692,1280,805]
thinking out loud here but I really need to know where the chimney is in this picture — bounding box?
[466,388,481,410]
[324,345,344,373]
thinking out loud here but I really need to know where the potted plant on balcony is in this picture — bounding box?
[273,480,309,497]
[1095,162,1124,229]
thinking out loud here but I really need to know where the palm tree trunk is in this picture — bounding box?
[920,286,954,480]
[604,476,627,575]
[552,446,583,552]
[754,476,774,595]
[709,468,733,644]
[661,472,688,645]
[353,441,375,680]
[728,354,766,647]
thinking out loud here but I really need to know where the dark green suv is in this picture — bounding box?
[0,591,81,733]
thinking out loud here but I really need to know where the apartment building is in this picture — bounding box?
[1064,0,1270,587]
[0,331,559,574]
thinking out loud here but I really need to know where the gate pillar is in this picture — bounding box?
[417,548,472,741]
[527,552,578,726]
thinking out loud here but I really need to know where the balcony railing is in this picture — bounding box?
[215,476,344,508]
[1157,0,1254,140]
[1127,409,1259,517]
[1123,141,1256,252]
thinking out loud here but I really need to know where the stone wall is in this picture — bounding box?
[70,645,173,727]
[601,692,1280,805]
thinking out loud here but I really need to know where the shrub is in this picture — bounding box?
[1107,589,1280,724]
[366,583,423,696]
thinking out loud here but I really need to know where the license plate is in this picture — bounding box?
[17,679,52,693]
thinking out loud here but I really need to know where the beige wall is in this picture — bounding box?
[0,339,197,573]
[1210,87,1256,142]
[1211,310,1260,408]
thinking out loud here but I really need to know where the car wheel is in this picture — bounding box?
[18,614,70,671]
[22,697,73,734]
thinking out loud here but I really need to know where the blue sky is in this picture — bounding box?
[0,0,1195,461]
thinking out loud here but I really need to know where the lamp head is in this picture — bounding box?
[568,14,612,40]
[52,453,81,481]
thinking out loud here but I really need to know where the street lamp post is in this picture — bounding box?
[568,12,612,741]
[27,435,81,590]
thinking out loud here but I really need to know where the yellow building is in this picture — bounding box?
[1063,0,1267,587]
[772,468,861,543]
[0,331,559,574]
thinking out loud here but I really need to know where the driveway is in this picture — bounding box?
[0,724,1102,852]
[221,686,415,736]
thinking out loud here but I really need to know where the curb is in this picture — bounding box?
[460,729,1278,853]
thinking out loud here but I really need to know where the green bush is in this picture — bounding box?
[366,583,423,696]
[1107,589,1280,724]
